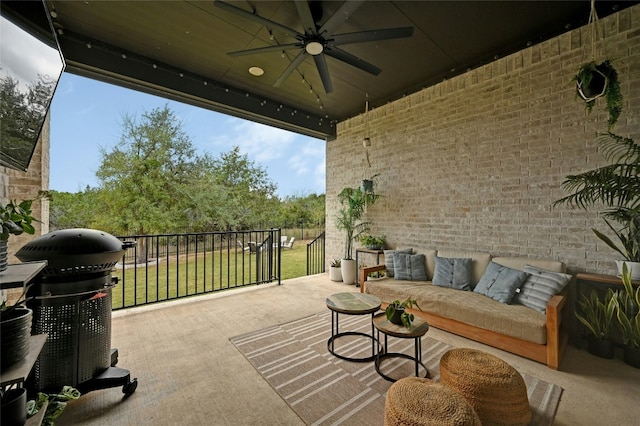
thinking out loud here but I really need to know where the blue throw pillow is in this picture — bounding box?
[474,261,529,304]
[432,256,473,291]
[393,253,427,281]
[384,248,413,278]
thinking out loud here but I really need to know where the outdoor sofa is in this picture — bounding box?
[359,249,571,369]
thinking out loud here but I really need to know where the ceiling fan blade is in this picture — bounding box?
[214,0,301,39]
[228,43,301,57]
[295,0,318,36]
[313,54,334,93]
[318,0,364,36]
[324,47,381,75]
[274,50,307,87]
[331,27,414,46]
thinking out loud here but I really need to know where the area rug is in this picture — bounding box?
[230,311,563,426]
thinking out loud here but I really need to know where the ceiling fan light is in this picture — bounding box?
[248,66,264,76]
[305,41,324,56]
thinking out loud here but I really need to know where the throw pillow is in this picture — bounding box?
[394,253,428,281]
[514,265,572,313]
[474,261,529,304]
[384,248,413,278]
[432,256,473,291]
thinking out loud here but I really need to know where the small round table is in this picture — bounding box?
[373,313,430,382]
[326,292,382,362]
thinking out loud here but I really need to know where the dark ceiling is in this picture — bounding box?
[34,1,640,139]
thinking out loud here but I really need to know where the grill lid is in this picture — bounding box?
[16,228,135,277]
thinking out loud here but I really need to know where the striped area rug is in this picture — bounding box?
[230,311,562,426]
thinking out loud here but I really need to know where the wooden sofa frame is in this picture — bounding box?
[359,264,568,369]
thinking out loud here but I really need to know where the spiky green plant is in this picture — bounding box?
[576,289,617,339]
[613,263,640,348]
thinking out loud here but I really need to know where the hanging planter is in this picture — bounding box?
[573,60,623,129]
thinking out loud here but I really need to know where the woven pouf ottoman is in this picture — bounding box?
[384,377,481,426]
[439,348,531,426]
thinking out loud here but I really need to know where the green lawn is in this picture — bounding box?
[111,240,312,309]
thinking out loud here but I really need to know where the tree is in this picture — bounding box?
[208,146,278,230]
[49,188,100,230]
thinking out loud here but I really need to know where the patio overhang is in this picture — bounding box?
[13,1,640,139]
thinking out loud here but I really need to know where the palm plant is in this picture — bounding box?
[554,132,640,262]
[335,187,379,260]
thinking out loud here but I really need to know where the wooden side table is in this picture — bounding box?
[326,292,382,362]
[373,313,430,382]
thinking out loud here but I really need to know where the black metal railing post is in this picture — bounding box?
[306,231,325,275]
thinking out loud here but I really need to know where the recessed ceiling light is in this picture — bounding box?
[249,66,264,76]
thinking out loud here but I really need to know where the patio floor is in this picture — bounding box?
[56,274,640,425]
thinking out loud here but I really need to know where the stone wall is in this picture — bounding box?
[326,5,640,276]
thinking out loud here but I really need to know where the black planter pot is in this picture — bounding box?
[389,308,405,325]
[587,335,615,359]
[0,307,33,371]
[623,345,640,369]
[1,387,27,426]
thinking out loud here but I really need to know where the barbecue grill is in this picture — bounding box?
[16,228,138,395]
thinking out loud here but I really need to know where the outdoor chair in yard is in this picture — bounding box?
[282,237,295,249]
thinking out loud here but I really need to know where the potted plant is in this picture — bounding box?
[26,385,81,425]
[576,289,617,358]
[360,234,385,250]
[1,199,38,272]
[612,263,640,368]
[573,60,622,130]
[385,298,422,328]
[329,259,342,282]
[335,187,380,284]
[554,132,640,279]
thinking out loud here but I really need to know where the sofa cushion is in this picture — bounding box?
[436,250,492,286]
[474,261,529,304]
[384,248,413,278]
[433,256,473,291]
[364,280,547,345]
[513,265,572,313]
[394,253,428,281]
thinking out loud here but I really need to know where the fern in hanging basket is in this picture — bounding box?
[573,60,623,130]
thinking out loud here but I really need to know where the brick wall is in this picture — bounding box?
[0,113,51,263]
[326,5,640,276]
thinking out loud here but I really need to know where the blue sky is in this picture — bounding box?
[49,73,326,198]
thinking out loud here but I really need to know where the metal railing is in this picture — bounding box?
[112,229,281,310]
[306,231,325,275]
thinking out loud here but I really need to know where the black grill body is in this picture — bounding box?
[18,229,137,396]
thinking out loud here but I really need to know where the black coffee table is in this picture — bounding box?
[326,292,382,362]
[373,312,430,382]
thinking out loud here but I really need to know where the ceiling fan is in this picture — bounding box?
[214,0,414,94]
